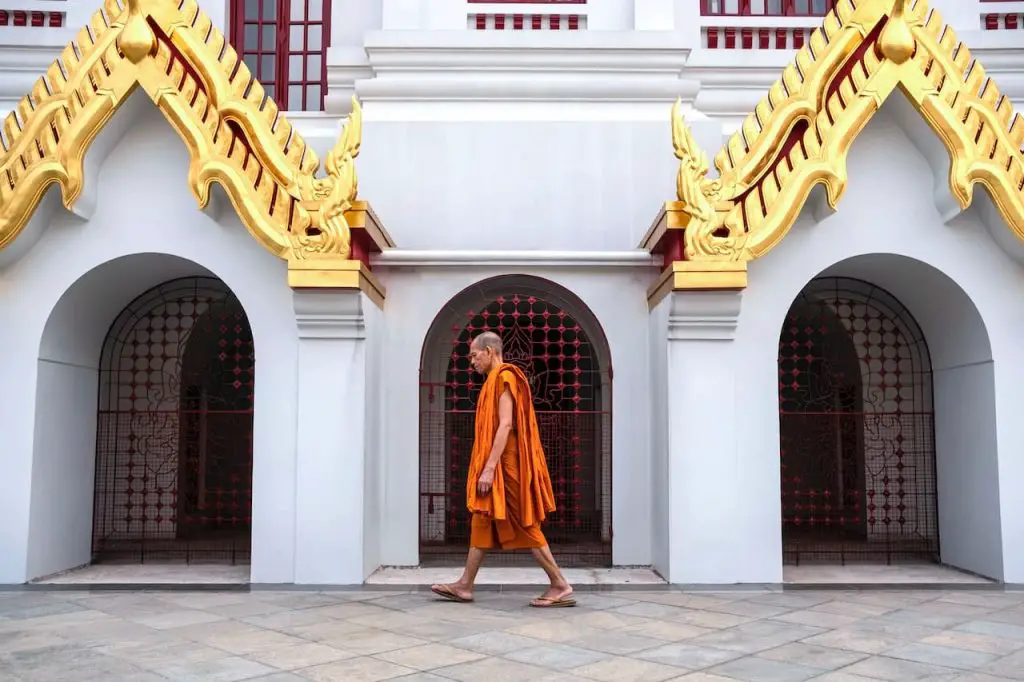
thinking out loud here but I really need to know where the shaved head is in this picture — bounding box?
[471,331,503,355]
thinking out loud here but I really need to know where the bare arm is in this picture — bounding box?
[485,388,514,472]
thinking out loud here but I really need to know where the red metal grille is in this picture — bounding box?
[701,0,834,15]
[778,277,939,565]
[420,291,612,567]
[92,277,255,564]
[230,0,330,111]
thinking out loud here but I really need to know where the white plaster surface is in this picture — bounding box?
[719,103,1024,584]
[0,99,300,585]
[367,567,666,586]
[0,7,1023,590]
[372,265,656,569]
[35,564,250,585]
[784,565,993,585]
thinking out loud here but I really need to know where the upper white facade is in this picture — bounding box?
[1,0,1024,588]
[2,0,1021,125]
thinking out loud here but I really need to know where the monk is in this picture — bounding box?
[431,331,575,608]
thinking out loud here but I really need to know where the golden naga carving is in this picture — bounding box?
[0,0,373,274]
[650,0,1024,289]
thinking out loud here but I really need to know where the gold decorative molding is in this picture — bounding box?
[287,259,386,309]
[642,0,1024,307]
[0,0,393,301]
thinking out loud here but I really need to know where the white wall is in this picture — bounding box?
[364,298,384,577]
[27,362,99,578]
[0,98,300,583]
[373,263,655,567]
[720,103,1022,582]
[357,120,678,252]
[933,361,1001,577]
[649,297,670,576]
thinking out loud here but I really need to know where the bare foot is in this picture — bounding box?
[431,582,474,603]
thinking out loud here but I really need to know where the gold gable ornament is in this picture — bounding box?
[0,0,394,307]
[642,0,1024,307]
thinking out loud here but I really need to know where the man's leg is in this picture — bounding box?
[530,544,573,604]
[457,546,488,592]
[430,547,486,602]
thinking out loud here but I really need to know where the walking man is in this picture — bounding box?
[431,331,575,607]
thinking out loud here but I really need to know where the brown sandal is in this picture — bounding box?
[530,593,576,608]
[431,584,474,603]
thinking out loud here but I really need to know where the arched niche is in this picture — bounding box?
[418,275,613,567]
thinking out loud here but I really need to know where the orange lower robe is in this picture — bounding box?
[465,363,557,550]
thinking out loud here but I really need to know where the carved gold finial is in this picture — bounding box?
[879,0,915,64]
[118,0,155,63]
[289,97,363,262]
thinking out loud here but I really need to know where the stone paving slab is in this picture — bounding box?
[3,586,1024,680]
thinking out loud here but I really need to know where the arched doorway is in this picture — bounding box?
[91,277,255,564]
[419,277,612,567]
[778,277,939,565]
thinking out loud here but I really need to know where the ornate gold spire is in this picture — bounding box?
[644,0,1024,304]
[0,0,391,298]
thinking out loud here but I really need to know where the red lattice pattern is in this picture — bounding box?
[420,293,612,567]
[467,0,585,3]
[93,277,255,565]
[778,278,939,565]
[472,14,582,30]
[0,10,63,26]
[230,0,330,111]
[984,13,1024,30]
[701,0,834,15]
[705,26,814,49]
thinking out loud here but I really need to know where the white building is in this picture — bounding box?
[1,0,1023,586]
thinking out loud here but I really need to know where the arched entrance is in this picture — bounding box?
[419,277,612,567]
[92,277,255,564]
[778,277,939,565]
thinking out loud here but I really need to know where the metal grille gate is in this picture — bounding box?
[92,277,255,564]
[778,277,939,565]
[420,292,612,567]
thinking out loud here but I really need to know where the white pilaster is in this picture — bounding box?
[325,0,383,114]
[660,289,757,584]
[634,0,674,30]
[381,0,422,29]
[670,0,702,47]
[293,289,369,584]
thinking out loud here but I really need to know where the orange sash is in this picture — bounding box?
[465,364,556,528]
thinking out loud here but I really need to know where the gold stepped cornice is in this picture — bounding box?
[0,0,393,300]
[643,0,1024,305]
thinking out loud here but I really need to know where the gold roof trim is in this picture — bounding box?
[643,0,1024,302]
[0,0,390,292]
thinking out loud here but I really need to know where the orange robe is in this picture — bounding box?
[466,364,556,550]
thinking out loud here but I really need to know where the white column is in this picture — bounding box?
[634,0,675,30]
[423,0,468,29]
[293,289,369,584]
[325,0,383,114]
[670,0,702,46]
[381,0,422,29]
[661,290,760,584]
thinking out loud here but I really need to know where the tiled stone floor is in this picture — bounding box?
[4,586,1024,681]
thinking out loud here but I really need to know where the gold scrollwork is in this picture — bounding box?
[666,0,1024,270]
[0,0,367,271]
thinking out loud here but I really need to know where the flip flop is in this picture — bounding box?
[529,594,577,608]
[431,584,474,603]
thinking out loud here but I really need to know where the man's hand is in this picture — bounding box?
[477,465,495,496]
